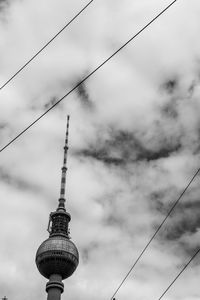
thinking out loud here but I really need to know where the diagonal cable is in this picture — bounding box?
[109,167,200,300]
[158,247,200,300]
[0,0,94,90]
[0,0,178,153]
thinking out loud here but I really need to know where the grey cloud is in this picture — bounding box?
[79,148,124,166]
[0,0,8,10]
[0,167,42,193]
[43,96,58,110]
[76,129,181,167]
[163,201,200,241]
[77,81,94,110]
[150,189,171,214]
[161,78,179,95]
[0,122,8,130]
[149,191,200,259]
[81,242,99,264]
[161,100,179,120]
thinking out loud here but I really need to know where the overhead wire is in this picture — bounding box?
[109,167,200,300]
[157,247,200,300]
[0,0,178,153]
[0,0,94,90]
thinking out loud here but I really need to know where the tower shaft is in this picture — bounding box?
[46,275,64,300]
[47,288,61,300]
[47,289,61,300]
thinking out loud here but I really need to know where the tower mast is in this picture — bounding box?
[58,115,69,210]
[36,116,79,300]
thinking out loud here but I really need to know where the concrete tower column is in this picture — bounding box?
[46,274,64,300]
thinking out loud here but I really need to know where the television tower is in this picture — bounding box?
[36,116,79,300]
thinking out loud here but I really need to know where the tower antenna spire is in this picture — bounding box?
[58,115,70,211]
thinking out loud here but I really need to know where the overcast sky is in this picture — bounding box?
[1,0,200,300]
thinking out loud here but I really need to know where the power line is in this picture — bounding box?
[0,0,178,153]
[109,167,200,300]
[158,247,200,300]
[0,0,94,90]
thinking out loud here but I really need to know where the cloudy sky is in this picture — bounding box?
[1,0,200,299]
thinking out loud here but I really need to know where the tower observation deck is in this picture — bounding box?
[36,116,79,300]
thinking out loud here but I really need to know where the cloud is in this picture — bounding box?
[1,1,200,300]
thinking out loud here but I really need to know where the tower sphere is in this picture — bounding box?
[36,235,79,279]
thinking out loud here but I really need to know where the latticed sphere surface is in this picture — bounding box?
[36,236,79,279]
